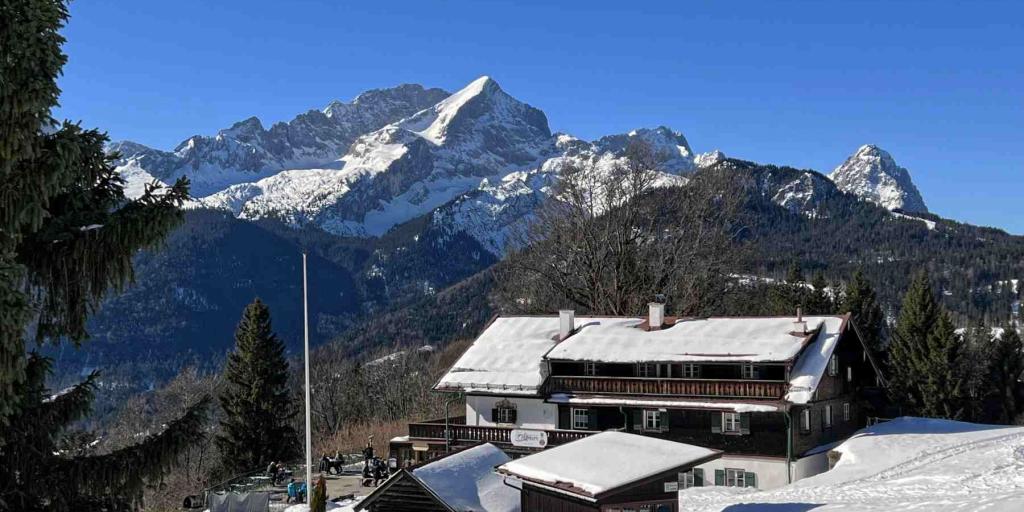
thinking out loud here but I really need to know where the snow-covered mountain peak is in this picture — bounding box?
[594,126,696,173]
[829,144,928,213]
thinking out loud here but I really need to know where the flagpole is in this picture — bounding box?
[302,252,312,494]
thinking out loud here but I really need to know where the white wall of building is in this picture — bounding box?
[465,395,558,430]
[691,455,790,491]
[792,451,830,481]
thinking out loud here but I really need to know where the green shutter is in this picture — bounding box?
[744,472,757,488]
[711,412,722,434]
[739,413,751,435]
[660,410,670,432]
[694,468,704,487]
[588,409,598,430]
[632,409,642,432]
[714,469,725,486]
[491,408,499,423]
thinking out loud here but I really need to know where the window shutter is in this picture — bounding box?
[588,409,597,430]
[660,410,670,432]
[508,408,517,424]
[754,365,762,380]
[711,412,722,433]
[694,468,704,487]
[714,469,725,486]
[739,413,751,435]
[632,410,642,432]
[491,408,499,423]
[744,472,757,489]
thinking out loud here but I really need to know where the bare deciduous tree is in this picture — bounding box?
[497,140,749,316]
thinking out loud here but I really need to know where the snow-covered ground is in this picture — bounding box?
[680,417,1024,511]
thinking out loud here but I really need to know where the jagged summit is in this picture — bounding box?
[829,144,928,213]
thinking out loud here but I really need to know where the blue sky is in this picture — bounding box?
[56,0,1022,233]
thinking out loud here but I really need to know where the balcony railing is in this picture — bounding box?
[548,376,788,399]
[406,417,592,447]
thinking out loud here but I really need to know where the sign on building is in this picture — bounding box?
[511,429,549,448]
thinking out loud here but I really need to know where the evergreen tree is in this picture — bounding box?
[310,476,327,512]
[216,299,300,475]
[841,269,886,353]
[888,270,965,418]
[806,272,833,314]
[990,327,1024,423]
[0,1,206,510]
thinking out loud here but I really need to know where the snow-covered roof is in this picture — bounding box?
[498,431,720,498]
[547,316,844,363]
[435,316,594,395]
[411,443,519,512]
[785,315,848,404]
[548,394,780,413]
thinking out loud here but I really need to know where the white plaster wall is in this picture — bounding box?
[793,451,830,481]
[691,455,790,491]
[464,395,558,430]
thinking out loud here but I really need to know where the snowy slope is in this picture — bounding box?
[829,144,929,213]
[680,417,1024,511]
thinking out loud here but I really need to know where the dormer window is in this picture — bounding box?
[492,399,517,425]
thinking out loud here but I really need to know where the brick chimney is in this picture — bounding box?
[558,310,575,341]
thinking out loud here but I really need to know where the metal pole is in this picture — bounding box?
[303,253,312,493]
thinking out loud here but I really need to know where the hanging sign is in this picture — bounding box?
[511,429,549,448]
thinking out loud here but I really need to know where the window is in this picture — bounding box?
[584,361,598,376]
[492,399,517,424]
[682,363,700,378]
[643,409,663,431]
[680,468,704,488]
[824,404,833,429]
[723,412,740,434]
[637,363,656,378]
[828,355,839,376]
[725,468,745,487]
[800,409,811,432]
[846,365,853,382]
[572,408,590,430]
[741,364,757,380]
[843,402,851,422]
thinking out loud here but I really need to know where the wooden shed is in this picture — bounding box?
[356,443,519,512]
[497,431,721,512]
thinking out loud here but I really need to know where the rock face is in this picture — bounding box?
[110,83,449,196]
[829,144,928,213]
[114,76,703,251]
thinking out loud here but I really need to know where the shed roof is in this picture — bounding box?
[497,431,720,498]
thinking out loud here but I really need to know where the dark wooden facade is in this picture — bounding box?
[548,376,789,399]
[355,470,451,512]
[512,453,720,512]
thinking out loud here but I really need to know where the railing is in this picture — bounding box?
[406,418,592,447]
[548,376,788,399]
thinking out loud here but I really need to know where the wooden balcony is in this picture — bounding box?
[406,417,593,447]
[548,376,788,399]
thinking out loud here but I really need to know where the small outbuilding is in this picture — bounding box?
[497,431,721,512]
[355,442,519,512]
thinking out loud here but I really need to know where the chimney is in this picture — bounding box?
[558,310,575,341]
[648,302,665,331]
[792,307,808,335]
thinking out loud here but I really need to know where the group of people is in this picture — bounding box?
[265,461,291,486]
[360,457,390,487]
[318,451,346,475]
